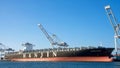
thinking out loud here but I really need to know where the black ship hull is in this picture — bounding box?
[5,47,114,62]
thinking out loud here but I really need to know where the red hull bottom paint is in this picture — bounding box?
[11,56,113,62]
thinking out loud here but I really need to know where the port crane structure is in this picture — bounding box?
[0,43,14,52]
[38,24,68,47]
[22,42,35,51]
[105,5,120,55]
[0,43,14,59]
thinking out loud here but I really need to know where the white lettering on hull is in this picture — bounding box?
[23,54,26,58]
[29,54,31,58]
[40,52,43,58]
[53,51,57,57]
[34,53,38,58]
[47,52,49,57]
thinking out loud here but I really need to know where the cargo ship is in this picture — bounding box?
[5,45,114,62]
[4,23,114,62]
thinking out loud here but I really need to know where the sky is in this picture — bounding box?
[0,0,120,51]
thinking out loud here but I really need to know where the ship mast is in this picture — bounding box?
[105,5,120,55]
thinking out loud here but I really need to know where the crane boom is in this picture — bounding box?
[38,24,56,46]
[105,5,119,36]
[38,24,68,47]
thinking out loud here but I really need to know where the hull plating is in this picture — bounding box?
[11,56,112,62]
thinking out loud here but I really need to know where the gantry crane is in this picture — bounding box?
[38,24,68,47]
[0,43,6,52]
[0,43,14,52]
[105,5,120,55]
[0,43,14,59]
[22,42,35,51]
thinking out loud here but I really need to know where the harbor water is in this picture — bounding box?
[0,61,120,68]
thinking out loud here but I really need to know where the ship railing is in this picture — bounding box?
[72,47,78,51]
[51,47,82,52]
[63,48,68,51]
[42,47,82,52]
[53,48,73,52]
[6,47,83,55]
[10,47,96,55]
[88,46,96,49]
[98,46,104,48]
[69,48,73,51]
[74,47,81,51]
[36,48,53,53]
[6,51,20,55]
[80,46,88,50]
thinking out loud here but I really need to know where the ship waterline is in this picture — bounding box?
[11,56,112,62]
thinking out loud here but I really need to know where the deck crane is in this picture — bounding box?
[105,5,120,55]
[38,24,68,47]
[0,43,6,52]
